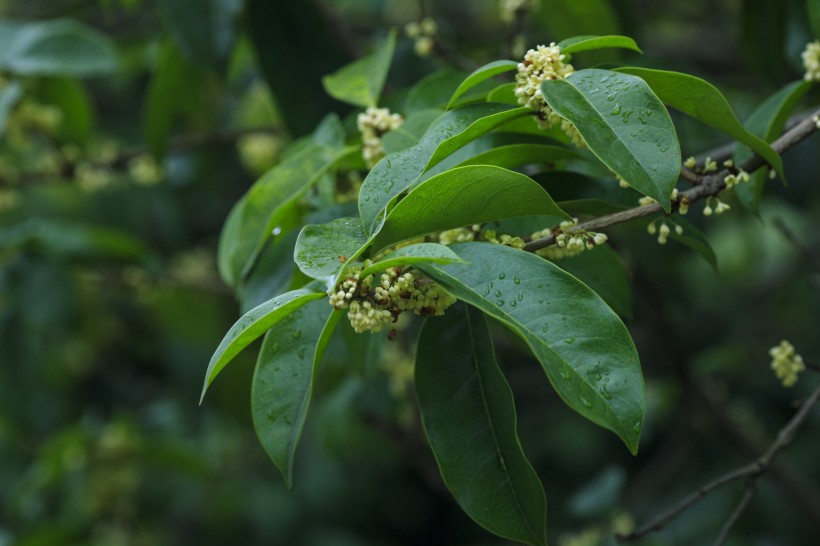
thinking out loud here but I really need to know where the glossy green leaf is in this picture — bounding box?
[446,60,518,109]
[0,19,118,77]
[454,144,580,169]
[200,289,325,401]
[358,103,529,234]
[615,67,785,181]
[735,80,812,212]
[159,0,241,70]
[487,83,518,105]
[359,243,463,278]
[541,69,680,210]
[558,35,642,55]
[322,30,396,108]
[405,69,498,112]
[417,242,645,454]
[373,165,568,251]
[252,299,341,488]
[382,109,443,154]
[218,144,356,287]
[557,246,633,320]
[416,305,547,546]
[0,80,23,138]
[425,107,530,169]
[295,217,369,287]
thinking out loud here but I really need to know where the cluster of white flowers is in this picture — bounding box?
[802,40,820,82]
[405,18,437,57]
[723,168,749,189]
[438,225,480,245]
[499,0,539,22]
[514,44,584,146]
[330,264,456,333]
[357,106,404,168]
[647,219,682,245]
[482,229,526,249]
[532,219,607,260]
[702,196,730,216]
[769,340,805,387]
[683,155,717,173]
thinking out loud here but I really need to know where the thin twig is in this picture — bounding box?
[712,481,756,546]
[617,382,820,542]
[525,108,820,252]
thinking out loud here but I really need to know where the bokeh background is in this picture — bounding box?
[1,1,818,545]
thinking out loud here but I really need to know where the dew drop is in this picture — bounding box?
[559,369,570,380]
[291,328,302,339]
[580,397,592,408]
[513,277,521,284]
[610,104,621,115]
[494,290,502,297]
[633,422,642,433]
[496,300,505,306]
[271,226,282,236]
[517,293,524,301]
[600,385,612,400]
[297,347,307,359]
[564,338,575,344]
[541,324,549,333]
[498,272,506,279]
[510,300,517,307]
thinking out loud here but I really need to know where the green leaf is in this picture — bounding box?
[159,0,241,70]
[417,242,645,454]
[0,80,23,138]
[557,246,633,320]
[359,243,463,278]
[446,60,518,109]
[615,67,785,181]
[487,82,518,105]
[541,69,680,211]
[295,217,369,287]
[35,77,93,144]
[143,39,198,158]
[218,144,357,287]
[405,69,494,113]
[200,289,325,401]
[358,103,530,234]
[0,19,118,77]
[734,80,812,212]
[252,299,341,488]
[373,165,568,251]
[322,29,396,108]
[382,109,442,154]
[416,305,547,546]
[454,144,580,170]
[535,0,620,40]
[558,35,642,55]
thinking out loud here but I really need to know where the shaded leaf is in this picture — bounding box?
[373,165,568,251]
[322,30,396,108]
[252,299,340,488]
[558,35,642,55]
[454,144,580,169]
[200,289,325,400]
[0,19,118,77]
[358,103,529,234]
[417,242,645,454]
[416,305,547,546]
[159,0,241,70]
[446,60,518,109]
[541,69,680,210]
[615,67,785,180]
[734,80,812,212]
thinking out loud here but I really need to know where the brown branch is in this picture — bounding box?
[713,481,756,546]
[524,108,820,253]
[617,382,820,543]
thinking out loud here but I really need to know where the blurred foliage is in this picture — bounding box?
[0,0,818,545]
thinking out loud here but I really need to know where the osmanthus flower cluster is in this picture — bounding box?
[803,40,820,82]
[356,106,404,168]
[499,0,539,22]
[769,340,805,387]
[329,262,456,333]
[531,219,608,259]
[404,18,437,57]
[514,43,586,147]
